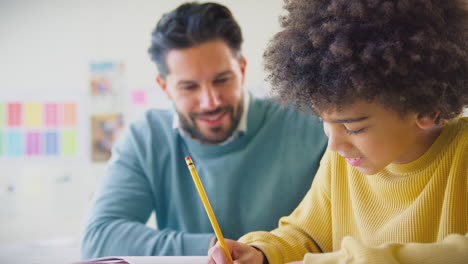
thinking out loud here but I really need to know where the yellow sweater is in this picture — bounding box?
[240,117,468,264]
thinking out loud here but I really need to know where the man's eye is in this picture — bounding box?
[214,78,229,85]
[182,85,197,91]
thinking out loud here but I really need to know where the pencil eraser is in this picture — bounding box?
[185,156,191,160]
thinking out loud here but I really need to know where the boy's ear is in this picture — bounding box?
[416,111,440,129]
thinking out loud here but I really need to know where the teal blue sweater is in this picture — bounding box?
[81,96,327,258]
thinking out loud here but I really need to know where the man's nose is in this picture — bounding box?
[199,87,221,110]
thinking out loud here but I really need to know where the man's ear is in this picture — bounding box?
[416,111,440,129]
[156,75,172,100]
[239,56,247,85]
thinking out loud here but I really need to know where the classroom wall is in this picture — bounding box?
[0,0,284,262]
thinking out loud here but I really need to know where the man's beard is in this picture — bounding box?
[178,101,244,144]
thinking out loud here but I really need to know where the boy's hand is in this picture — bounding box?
[207,239,266,264]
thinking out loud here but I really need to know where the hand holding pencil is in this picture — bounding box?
[184,156,233,263]
[207,238,268,264]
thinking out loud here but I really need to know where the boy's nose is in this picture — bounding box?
[324,125,352,153]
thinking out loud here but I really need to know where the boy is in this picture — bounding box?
[207,0,468,263]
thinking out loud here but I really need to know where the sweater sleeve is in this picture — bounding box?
[80,126,213,259]
[238,150,334,264]
[304,233,468,264]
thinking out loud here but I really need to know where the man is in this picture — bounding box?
[81,2,327,259]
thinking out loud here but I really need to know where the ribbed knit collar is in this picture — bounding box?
[384,118,462,175]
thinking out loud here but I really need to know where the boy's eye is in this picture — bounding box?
[344,127,366,135]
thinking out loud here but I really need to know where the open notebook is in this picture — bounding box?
[73,256,207,264]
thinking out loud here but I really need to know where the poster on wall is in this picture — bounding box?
[0,101,80,158]
[90,113,124,162]
[89,61,126,113]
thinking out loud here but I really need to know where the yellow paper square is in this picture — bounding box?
[25,103,42,127]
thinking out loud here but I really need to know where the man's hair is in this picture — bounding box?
[148,2,243,77]
[265,0,468,121]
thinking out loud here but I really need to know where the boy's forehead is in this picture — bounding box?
[318,101,376,121]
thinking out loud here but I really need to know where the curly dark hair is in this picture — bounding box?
[265,0,468,120]
[148,2,243,77]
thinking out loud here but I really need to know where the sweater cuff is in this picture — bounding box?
[303,251,346,264]
[247,242,285,264]
[182,233,214,255]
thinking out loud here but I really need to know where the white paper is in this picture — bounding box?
[124,256,207,264]
[79,256,207,264]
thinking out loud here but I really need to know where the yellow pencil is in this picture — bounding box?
[185,156,233,263]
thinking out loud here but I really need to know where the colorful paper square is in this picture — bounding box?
[44,103,58,126]
[61,131,77,155]
[0,132,3,156]
[44,131,59,155]
[63,103,77,126]
[131,90,147,105]
[6,132,23,156]
[26,132,41,156]
[7,102,21,127]
[25,103,42,128]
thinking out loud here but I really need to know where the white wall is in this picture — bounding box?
[0,0,283,96]
[0,1,284,263]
